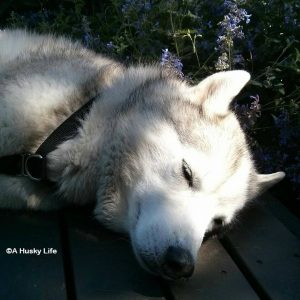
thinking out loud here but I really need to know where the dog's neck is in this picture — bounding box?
[44,65,127,204]
[43,66,141,204]
[45,65,177,204]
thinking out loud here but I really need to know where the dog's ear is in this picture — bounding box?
[255,171,285,196]
[190,70,250,117]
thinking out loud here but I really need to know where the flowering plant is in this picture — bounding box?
[3,0,300,205]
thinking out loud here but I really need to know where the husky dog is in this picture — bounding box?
[0,29,284,280]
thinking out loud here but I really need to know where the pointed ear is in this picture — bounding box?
[190,70,250,116]
[256,171,285,196]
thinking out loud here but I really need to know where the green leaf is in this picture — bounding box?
[250,80,263,87]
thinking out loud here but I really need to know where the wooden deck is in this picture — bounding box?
[0,194,300,300]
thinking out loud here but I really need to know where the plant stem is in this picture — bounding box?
[169,12,180,56]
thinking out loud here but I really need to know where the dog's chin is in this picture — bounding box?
[131,243,158,275]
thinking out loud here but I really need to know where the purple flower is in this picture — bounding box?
[121,0,133,14]
[250,95,261,117]
[284,3,298,27]
[83,33,92,47]
[239,8,251,24]
[233,54,245,65]
[234,95,261,129]
[215,0,251,70]
[173,58,183,72]
[144,1,151,11]
[122,0,152,15]
[161,48,170,65]
[245,14,251,24]
[160,48,184,78]
[206,21,213,29]
[106,41,115,50]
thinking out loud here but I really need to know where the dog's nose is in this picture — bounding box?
[162,246,194,279]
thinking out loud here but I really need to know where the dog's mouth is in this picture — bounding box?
[203,222,231,242]
[133,247,160,276]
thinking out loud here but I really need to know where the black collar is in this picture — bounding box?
[0,95,97,182]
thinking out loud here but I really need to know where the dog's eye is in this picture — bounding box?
[182,159,193,187]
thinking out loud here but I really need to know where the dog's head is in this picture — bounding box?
[95,70,284,280]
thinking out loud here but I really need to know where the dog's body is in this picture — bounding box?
[0,29,284,279]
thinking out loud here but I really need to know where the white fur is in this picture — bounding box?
[0,29,285,278]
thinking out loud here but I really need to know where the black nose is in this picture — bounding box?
[162,246,194,279]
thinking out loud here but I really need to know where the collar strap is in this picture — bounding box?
[0,95,97,182]
[0,154,46,181]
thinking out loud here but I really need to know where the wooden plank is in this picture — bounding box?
[261,193,300,240]
[0,210,67,300]
[223,203,300,300]
[66,211,165,300]
[167,239,258,300]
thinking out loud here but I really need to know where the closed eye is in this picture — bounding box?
[182,159,193,187]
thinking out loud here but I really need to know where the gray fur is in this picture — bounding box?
[0,29,285,278]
